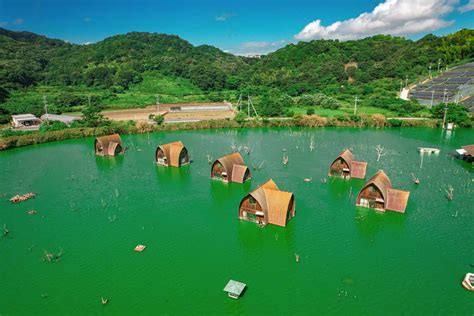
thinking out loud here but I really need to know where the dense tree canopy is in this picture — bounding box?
[0,27,473,119]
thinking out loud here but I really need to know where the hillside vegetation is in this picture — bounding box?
[0,27,473,123]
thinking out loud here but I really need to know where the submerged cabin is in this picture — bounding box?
[95,134,124,157]
[356,170,410,213]
[456,145,474,163]
[329,149,367,179]
[156,141,190,167]
[211,152,251,183]
[223,280,246,299]
[239,179,295,227]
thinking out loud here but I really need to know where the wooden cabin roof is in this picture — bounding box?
[264,189,294,227]
[231,165,250,183]
[462,145,474,156]
[386,189,410,213]
[248,179,294,227]
[350,161,368,179]
[96,134,123,155]
[215,152,246,179]
[158,141,186,167]
[362,170,392,201]
[332,149,354,166]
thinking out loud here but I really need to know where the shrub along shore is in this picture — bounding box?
[0,113,448,151]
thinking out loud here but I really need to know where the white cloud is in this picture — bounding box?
[215,13,235,22]
[13,18,24,25]
[233,39,287,56]
[83,42,93,45]
[458,0,474,12]
[84,17,92,22]
[295,0,458,41]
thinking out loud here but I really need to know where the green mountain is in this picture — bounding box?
[0,27,473,119]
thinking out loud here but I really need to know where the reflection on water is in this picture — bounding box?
[354,206,406,240]
[94,154,125,169]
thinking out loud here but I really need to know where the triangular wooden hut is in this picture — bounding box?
[95,134,124,157]
[211,152,251,183]
[156,141,189,167]
[239,179,295,227]
[356,170,410,213]
[329,149,367,179]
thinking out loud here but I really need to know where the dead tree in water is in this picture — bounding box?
[243,146,252,155]
[445,185,454,201]
[43,247,63,263]
[3,224,9,237]
[411,173,420,185]
[206,154,213,164]
[252,161,265,171]
[375,145,387,162]
[309,136,315,152]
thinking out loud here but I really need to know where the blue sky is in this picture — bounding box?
[1,0,473,55]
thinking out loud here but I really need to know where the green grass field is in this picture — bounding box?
[289,106,400,118]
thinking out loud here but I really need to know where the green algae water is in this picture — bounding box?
[0,127,473,315]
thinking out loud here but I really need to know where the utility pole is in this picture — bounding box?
[429,63,432,79]
[437,58,441,72]
[43,95,49,125]
[405,75,408,88]
[156,95,160,114]
[247,95,251,117]
[237,93,243,112]
[430,89,435,109]
[399,81,403,94]
[353,95,358,115]
[442,88,448,129]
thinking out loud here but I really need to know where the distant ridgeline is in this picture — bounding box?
[0,27,473,118]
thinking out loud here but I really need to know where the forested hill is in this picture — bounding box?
[0,27,473,116]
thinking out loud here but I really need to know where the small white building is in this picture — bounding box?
[40,114,78,125]
[11,114,42,128]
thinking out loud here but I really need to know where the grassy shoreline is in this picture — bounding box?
[0,114,447,151]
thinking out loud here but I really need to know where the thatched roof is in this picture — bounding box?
[157,141,186,167]
[95,134,123,156]
[214,152,246,180]
[386,189,410,213]
[248,179,294,227]
[359,170,410,213]
[231,165,250,183]
[361,170,392,201]
[330,149,367,179]
[333,149,354,166]
[350,161,368,179]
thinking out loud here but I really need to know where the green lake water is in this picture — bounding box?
[0,127,473,315]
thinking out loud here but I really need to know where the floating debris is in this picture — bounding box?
[134,244,146,252]
[27,209,38,215]
[303,178,312,183]
[282,153,289,165]
[101,297,109,305]
[10,192,36,204]
[295,253,299,263]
